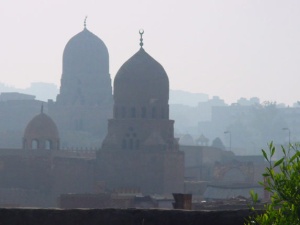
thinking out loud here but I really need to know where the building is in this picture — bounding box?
[0,23,113,150]
[0,30,185,206]
[0,25,269,207]
[0,107,98,207]
[97,31,184,195]
[48,22,113,148]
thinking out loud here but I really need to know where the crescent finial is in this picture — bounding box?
[139,29,144,48]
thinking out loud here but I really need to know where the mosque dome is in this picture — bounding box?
[114,47,169,104]
[62,27,109,76]
[23,108,60,150]
[57,22,112,106]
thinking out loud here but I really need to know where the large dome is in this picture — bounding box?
[62,27,109,75]
[114,48,169,104]
[57,26,112,106]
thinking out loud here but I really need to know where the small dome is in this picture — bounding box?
[62,28,109,75]
[114,48,169,104]
[179,134,195,146]
[24,112,59,140]
[23,111,60,150]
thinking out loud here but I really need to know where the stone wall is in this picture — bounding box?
[0,208,261,225]
[96,150,184,194]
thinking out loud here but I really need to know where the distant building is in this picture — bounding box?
[237,97,260,106]
[0,92,35,101]
[181,145,266,199]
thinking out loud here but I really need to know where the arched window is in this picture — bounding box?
[32,140,39,149]
[45,140,52,150]
[141,107,147,118]
[131,107,136,118]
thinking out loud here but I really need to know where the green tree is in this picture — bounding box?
[246,142,300,225]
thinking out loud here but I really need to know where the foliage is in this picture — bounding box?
[245,142,300,225]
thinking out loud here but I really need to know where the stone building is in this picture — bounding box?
[97,32,184,195]
[0,27,184,207]
[0,109,96,207]
[48,22,113,148]
[0,23,113,149]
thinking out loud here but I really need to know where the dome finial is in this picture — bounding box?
[139,29,144,48]
[84,16,88,29]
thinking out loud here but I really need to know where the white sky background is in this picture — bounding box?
[0,0,300,105]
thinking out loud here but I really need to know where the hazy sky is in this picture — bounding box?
[1,0,300,105]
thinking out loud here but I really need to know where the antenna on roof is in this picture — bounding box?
[139,29,144,48]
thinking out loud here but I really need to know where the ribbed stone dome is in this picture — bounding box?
[114,48,169,104]
[24,112,59,140]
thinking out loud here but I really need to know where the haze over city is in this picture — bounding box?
[0,0,299,215]
[1,0,299,105]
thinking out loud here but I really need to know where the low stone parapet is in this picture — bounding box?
[0,208,261,225]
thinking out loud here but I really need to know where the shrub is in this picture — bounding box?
[245,142,300,225]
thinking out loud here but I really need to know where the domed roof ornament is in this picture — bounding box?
[84,16,88,29]
[139,29,144,48]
